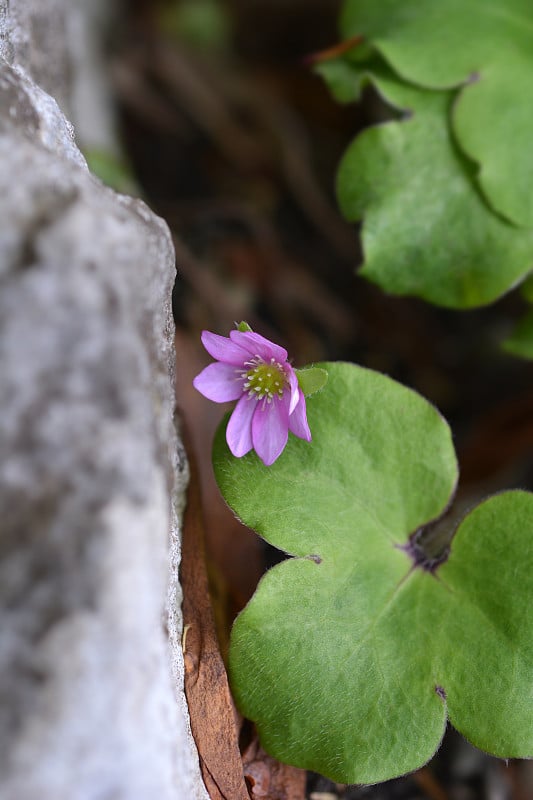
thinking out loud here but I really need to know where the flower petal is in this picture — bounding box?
[226,394,257,457]
[193,362,243,402]
[201,330,249,365]
[288,389,312,441]
[287,366,300,415]
[252,393,290,466]
[230,330,288,364]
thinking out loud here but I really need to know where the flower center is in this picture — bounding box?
[243,358,287,402]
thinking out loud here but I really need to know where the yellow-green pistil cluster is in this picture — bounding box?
[242,357,287,403]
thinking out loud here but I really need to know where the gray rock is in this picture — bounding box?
[0,1,208,798]
[6,0,72,116]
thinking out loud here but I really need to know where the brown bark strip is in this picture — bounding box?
[181,439,251,800]
[243,737,307,800]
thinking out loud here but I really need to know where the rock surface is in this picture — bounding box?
[0,1,207,798]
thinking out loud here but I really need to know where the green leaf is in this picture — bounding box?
[312,43,385,105]
[294,367,328,397]
[236,320,253,333]
[313,55,369,104]
[335,63,533,307]
[502,309,533,360]
[213,363,533,783]
[341,0,533,227]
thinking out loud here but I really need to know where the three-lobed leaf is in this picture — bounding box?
[214,362,533,783]
[320,1,533,308]
[341,0,533,227]
[334,64,533,308]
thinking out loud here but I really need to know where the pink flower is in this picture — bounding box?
[193,328,311,465]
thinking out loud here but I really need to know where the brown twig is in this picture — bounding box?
[303,35,364,66]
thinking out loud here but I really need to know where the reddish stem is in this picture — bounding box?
[303,34,364,66]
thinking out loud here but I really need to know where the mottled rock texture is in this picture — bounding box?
[0,1,207,798]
